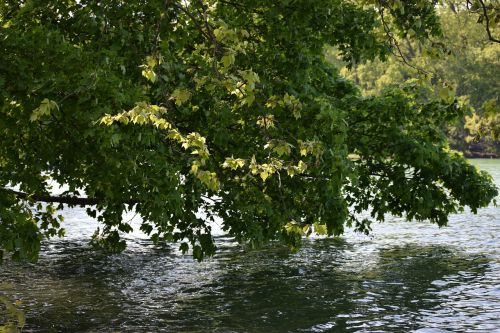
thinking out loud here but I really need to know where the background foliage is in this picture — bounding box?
[327,1,500,155]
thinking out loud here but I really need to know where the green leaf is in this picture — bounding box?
[221,53,235,68]
[314,223,328,236]
[171,88,191,106]
[142,69,157,83]
[179,242,189,254]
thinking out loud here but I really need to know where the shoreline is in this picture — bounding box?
[463,152,499,159]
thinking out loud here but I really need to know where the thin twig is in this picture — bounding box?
[378,5,432,76]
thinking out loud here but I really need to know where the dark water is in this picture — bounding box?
[1,160,499,332]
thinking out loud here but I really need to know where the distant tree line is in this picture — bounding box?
[327,0,500,157]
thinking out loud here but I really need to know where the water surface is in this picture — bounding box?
[1,159,499,332]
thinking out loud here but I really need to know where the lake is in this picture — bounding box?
[1,159,499,332]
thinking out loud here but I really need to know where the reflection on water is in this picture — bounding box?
[1,160,499,332]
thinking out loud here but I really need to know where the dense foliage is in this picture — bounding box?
[0,0,498,261]
[327,1,500,155]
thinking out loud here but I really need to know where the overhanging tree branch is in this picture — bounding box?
[0,188,136,206]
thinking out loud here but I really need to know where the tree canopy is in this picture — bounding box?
[0,0,498,262]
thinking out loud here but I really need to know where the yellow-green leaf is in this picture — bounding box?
[171,88,191,106]
[142,69,157,83]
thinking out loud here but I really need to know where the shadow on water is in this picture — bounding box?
[185,240,490,333]
[0,237,494,332]
[0,239,174,332]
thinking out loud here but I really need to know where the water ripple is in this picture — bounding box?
[0,159,499,332]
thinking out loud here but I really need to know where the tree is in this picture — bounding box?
[326,1,500,155]
[0,0,497,262]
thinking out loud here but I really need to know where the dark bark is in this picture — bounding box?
[0,188,136,206]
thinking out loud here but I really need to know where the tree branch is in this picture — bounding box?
[377,5,431,76]
[172,1,212,42]
[0,188,136,206]
[478,0,500,43]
